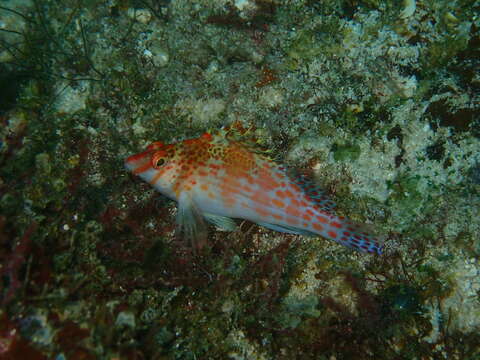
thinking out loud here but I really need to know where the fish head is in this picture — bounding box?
[125,141,179,199]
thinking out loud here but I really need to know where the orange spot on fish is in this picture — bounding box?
[276,190,286,199]
[327,230,337,238]
[251,191,271,207]
[208,192,216,199]
[259,179,279,191]
[257,169,279,191]
[200,184,209,191]
[316,215,328,224]
[290,183,302,193]
[272,213,283,220]
[271,199,285,208]
[285,205,301,218]
[313,223,324,232]
[291,198,301,207]
[330,221,342,228]
[254,206,271,218]
[302,213,311,222]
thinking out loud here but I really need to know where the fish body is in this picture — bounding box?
[125,129,383,255]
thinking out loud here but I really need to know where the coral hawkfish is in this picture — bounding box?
[125,126,383,254]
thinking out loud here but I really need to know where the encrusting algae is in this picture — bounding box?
[125,124,383,254]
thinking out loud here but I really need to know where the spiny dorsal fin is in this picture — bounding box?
[208,121,272,157]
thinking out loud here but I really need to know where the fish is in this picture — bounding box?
[125,125,383,255]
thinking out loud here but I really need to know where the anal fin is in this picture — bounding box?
[257,221,316,237]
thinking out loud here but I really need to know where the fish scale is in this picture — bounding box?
[125,129,383,255]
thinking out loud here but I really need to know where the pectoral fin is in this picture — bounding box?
[176,192,208,250]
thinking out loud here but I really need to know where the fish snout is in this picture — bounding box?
[125,150,153,174]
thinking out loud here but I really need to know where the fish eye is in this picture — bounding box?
[155,158,165,168]
[151,150,168,169]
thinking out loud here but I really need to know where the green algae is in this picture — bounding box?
[332,142,361,162]
[387,175,423,212]
[278,294,321,329]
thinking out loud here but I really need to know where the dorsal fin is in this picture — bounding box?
[214,123,337,212]
[209,121,271,156]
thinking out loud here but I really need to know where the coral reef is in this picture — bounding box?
[0,0,479,359]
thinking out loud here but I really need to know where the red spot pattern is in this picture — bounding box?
[125,129,383,255]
